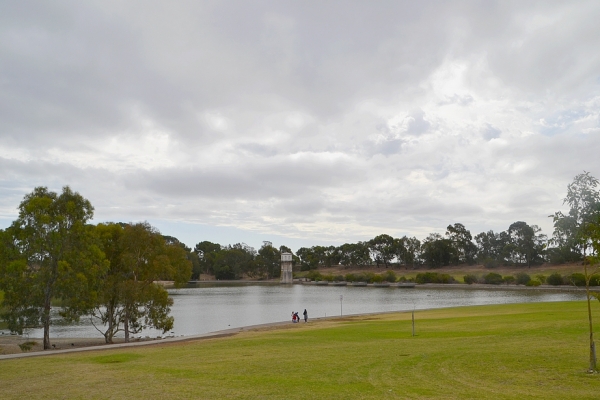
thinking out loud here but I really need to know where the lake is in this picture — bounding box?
[23,284,586,339]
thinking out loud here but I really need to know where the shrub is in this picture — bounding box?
[568,273,586,287]
[415,272,456,284]
[382,270,397,283]
[334,275,344,282]
[536,274,546,284]
[18,341,37,352]
[344,273,356,282]
[526,280,541,287]
[371,275,384,283]
[546,273,564,286]
[484,272,503,285]
[515,272,531,285]
[463,274,478,284]
[503,275,515,285]
[305,270,323,281]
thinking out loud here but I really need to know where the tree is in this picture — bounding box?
[475,229,513,267]
[254,242,280,279]
[91,222,191,343]
[338,242,371,267]
[445,223,478,265]
[369,234,395,267]
[550,171,600,261]
[0,186,105,349]
[507,221,546,267]
[213,243,255,280]
[194,241,222,277]
[420,233,455,268]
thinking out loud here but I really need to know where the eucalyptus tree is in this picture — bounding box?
[0,186,105,350]
[507,221,546,267]
[369,234,395,267]
[92,222,191,343]
[445,223,478,265]
[550,171,600,261]
[254,242,280,279]
[194,240,222,276]
[420,233,455,268]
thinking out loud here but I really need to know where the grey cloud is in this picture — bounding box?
[481,123,501,140]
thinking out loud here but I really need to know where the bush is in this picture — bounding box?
[483,272,503,285]
[568,273,586,287]
[536,274,546,284]
[463,274,478,284]
[503,275,515,285]
[382,270,397,283]
[345,273,356,282]
[415,272,456,284]
[334,275,344,282]
[526,280,541,287]
[546,273,564,286]
[515,272,531,286]
[371,275,384,283]
[305,270,323,281]
[18,341,37,352]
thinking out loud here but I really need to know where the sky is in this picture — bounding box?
[1,0,600,252]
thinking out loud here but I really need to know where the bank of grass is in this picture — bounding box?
[1,301,599,399]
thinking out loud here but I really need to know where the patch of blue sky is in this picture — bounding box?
[539,108,589,137]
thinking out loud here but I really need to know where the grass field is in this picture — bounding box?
[1,301,600,399]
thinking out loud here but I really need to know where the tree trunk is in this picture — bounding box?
[585,262,597,371]
[124,308,130,343]
[43,296,51,350]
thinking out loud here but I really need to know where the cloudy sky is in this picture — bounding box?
[1,1,600,251]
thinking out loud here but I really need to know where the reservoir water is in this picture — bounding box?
[25,284,586,339]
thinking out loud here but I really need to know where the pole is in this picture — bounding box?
[340,295,343,316]
[412,309,415,337]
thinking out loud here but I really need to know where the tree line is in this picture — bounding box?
[178,172,600,280]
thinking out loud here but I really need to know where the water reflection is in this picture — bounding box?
[27,285,585,339]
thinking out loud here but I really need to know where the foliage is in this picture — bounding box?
[550,171,600,261]
[547,273,565,286]
[446,223,478,264]
[483,272,504,285]
[91,222,191,343]
[252,242,280,279]
[507,221,546,267]
[369,234,395,267]
[420,233,455,268]
[515,272,531,285]
[503,275,515,285]
[415,272,456,284]
[381,270,397,283]
[0,186,105,350]
[17,341,37,352]
[463,274,478,284]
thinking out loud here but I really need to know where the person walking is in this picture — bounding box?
[303,309,308,323]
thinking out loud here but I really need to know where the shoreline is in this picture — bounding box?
[1,283,592,360]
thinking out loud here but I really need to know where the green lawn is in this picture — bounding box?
[1,301,599,399]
